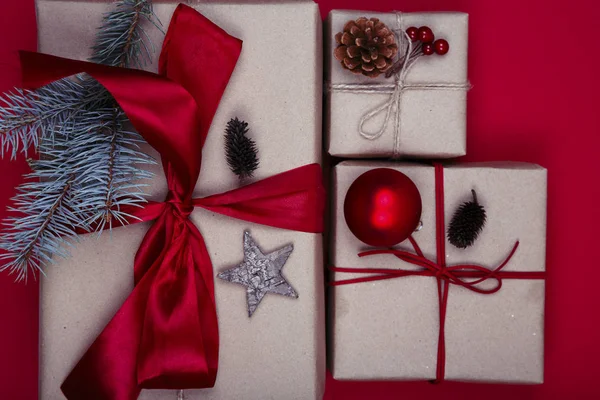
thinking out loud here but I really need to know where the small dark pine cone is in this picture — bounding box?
[334,17,398,78]
[224,118,259,179]
[447,190,487,249]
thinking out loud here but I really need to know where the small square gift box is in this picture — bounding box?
[326,11,469,158]
[329,161,547,383]
[32,1,325,399]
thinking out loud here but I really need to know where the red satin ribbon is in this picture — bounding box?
[20,5,324,399]
[329,163,545,383]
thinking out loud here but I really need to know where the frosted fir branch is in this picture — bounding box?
[72,108,155,232]
[91,0,161,68]
[0,78,109,159]
[0,108,156,280]
[0,0,161,279]
[0,127,82,281]
[0,0,160,159]
[79,0,160,231]
[0,176,78,282]
[80,0,162,228]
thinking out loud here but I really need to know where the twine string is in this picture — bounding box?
[329,13,471,158]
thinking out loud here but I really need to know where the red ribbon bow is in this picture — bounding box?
[20,5,324,399]
[330,163,545,383]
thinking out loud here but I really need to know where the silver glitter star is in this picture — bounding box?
[217,231,297,317]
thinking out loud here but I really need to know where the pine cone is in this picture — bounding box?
[447,190,487,249]
[334,17,398,78]
[224,118,259,179]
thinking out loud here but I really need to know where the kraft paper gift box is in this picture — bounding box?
[330,161,546,383]
[36,1,324,399]
[326,11,469,158]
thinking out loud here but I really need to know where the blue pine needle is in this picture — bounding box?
[0,0,161,281]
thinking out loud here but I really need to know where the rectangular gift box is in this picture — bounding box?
[326,10,469,159]
[37,1,324,399]
[329,161,546,383]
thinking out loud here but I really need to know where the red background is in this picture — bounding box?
[1,0,599,399]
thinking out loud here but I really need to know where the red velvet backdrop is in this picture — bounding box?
[0,1,38,400]
[1,0,599,399]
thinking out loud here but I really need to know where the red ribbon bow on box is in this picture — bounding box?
[330,163,545,383]
[20,5,324,399]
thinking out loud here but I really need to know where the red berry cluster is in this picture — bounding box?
[405,26,449,56]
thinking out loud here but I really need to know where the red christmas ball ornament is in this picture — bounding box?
[417,26,435,43]
[406,26,419,42]
[344,168,422,247]
[434,39,450,55]
[422,43,435,56]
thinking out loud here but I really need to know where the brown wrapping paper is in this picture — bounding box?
[37,1,325,399]
[326,11,469,158]
[330,161,546,383]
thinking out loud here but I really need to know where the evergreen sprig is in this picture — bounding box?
[0,79,106,159]
[91,0,161,68]
[76,108,155,231]
[225,118,259,179]
[0,0,160,281]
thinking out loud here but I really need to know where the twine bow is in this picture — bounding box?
[329,13,471,158]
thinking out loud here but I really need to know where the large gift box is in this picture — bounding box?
[329,161,546,383]
[37,1,325,399]
[326,11,469,158]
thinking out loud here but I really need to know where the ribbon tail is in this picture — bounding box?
[60,260,157,400]
[62,209,220,399]
[61,211,174,400]
[195,164,325,233]
[136,219,218,389]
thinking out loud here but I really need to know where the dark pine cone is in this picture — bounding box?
[224,118,259,179]
[447,190,487,249]
[333,17,398,78]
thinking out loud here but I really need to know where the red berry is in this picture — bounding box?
[417,26,435,43]
[422,43,435,55]
[434,39,449,55]
[406,26,419,42]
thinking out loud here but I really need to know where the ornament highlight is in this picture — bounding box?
[344,168,422,247]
